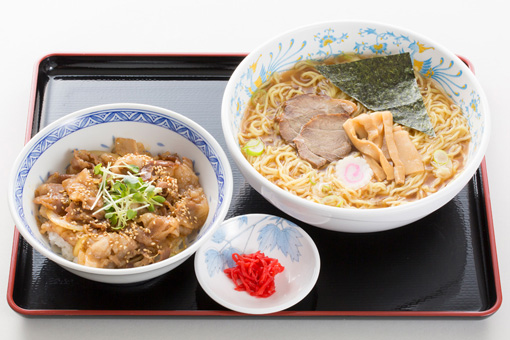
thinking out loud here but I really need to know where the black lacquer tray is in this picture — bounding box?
[7,54,502,316]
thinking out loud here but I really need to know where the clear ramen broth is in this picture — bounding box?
[238,55,471,209]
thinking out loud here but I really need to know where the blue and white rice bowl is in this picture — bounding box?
[221,20,491,233]
[8,103,233,284]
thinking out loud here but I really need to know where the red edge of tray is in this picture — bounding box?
[6,53,502,317]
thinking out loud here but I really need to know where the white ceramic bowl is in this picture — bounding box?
[8,103,233,284]
[221,21,490,233]
[194,214,320,314]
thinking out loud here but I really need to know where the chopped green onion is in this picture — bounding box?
[433,150,449,166]
[242,138,265,157]
[321,195,344,207]
[309,174,316,185]
[250,88,267,105]
[320,184,332,194]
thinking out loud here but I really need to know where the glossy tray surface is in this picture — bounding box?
[8,55,501,316]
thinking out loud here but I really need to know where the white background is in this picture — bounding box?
[1,0,508,338]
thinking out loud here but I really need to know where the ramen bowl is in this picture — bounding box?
[221,21,490,233]
[8,103,233,284]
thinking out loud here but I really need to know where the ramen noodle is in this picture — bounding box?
[239,55,471,209]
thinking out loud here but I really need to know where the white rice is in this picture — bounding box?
[47,231,77,262]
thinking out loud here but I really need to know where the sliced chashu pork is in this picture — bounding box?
[294,113,352,168]
[278,94,357,143]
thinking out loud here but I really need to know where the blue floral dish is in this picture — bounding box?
[194,214,320,314]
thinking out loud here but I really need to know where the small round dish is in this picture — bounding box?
[194,214,320,314]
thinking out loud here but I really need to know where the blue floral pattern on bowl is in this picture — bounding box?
[204,214,305,278]
[226,22,486,157]
[12,107,228,246]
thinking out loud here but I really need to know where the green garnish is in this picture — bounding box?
[242,138,265,157]
[432,149,449,166]
[91,163,166,230]
[126,164,140,174]
[321,194,344,207]
[309,174,316,185]
[94,163,103,175]
[250,88,268,106]
[320,184,331,194]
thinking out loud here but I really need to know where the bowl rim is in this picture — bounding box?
[8,102,233,276]
[193,213,321,314]
[221,20,491,221]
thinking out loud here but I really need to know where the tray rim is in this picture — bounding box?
[6,53,502,317]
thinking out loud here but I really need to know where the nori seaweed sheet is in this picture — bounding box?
[316,53,435,136]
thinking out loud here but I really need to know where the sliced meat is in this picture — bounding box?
[139,213,180,244]
[112,154,153,175]
[138,186,208,243]
[68,149,101,174]
[278,94,357,143]
[65,201,105,223]
[157,151,179,162]
[80,233,138,268]
[293,114,352,168]
[62,169,100,210]
[292,140,327,168]
[173,157,201,191]
[174,187,209,234]
[140,160,176,181]
[113,137,145,156]
[33,183,69,215]
[68,150,120,174]
[141,157,200,194]
[95,151,119,165]
[45,172,73,184]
